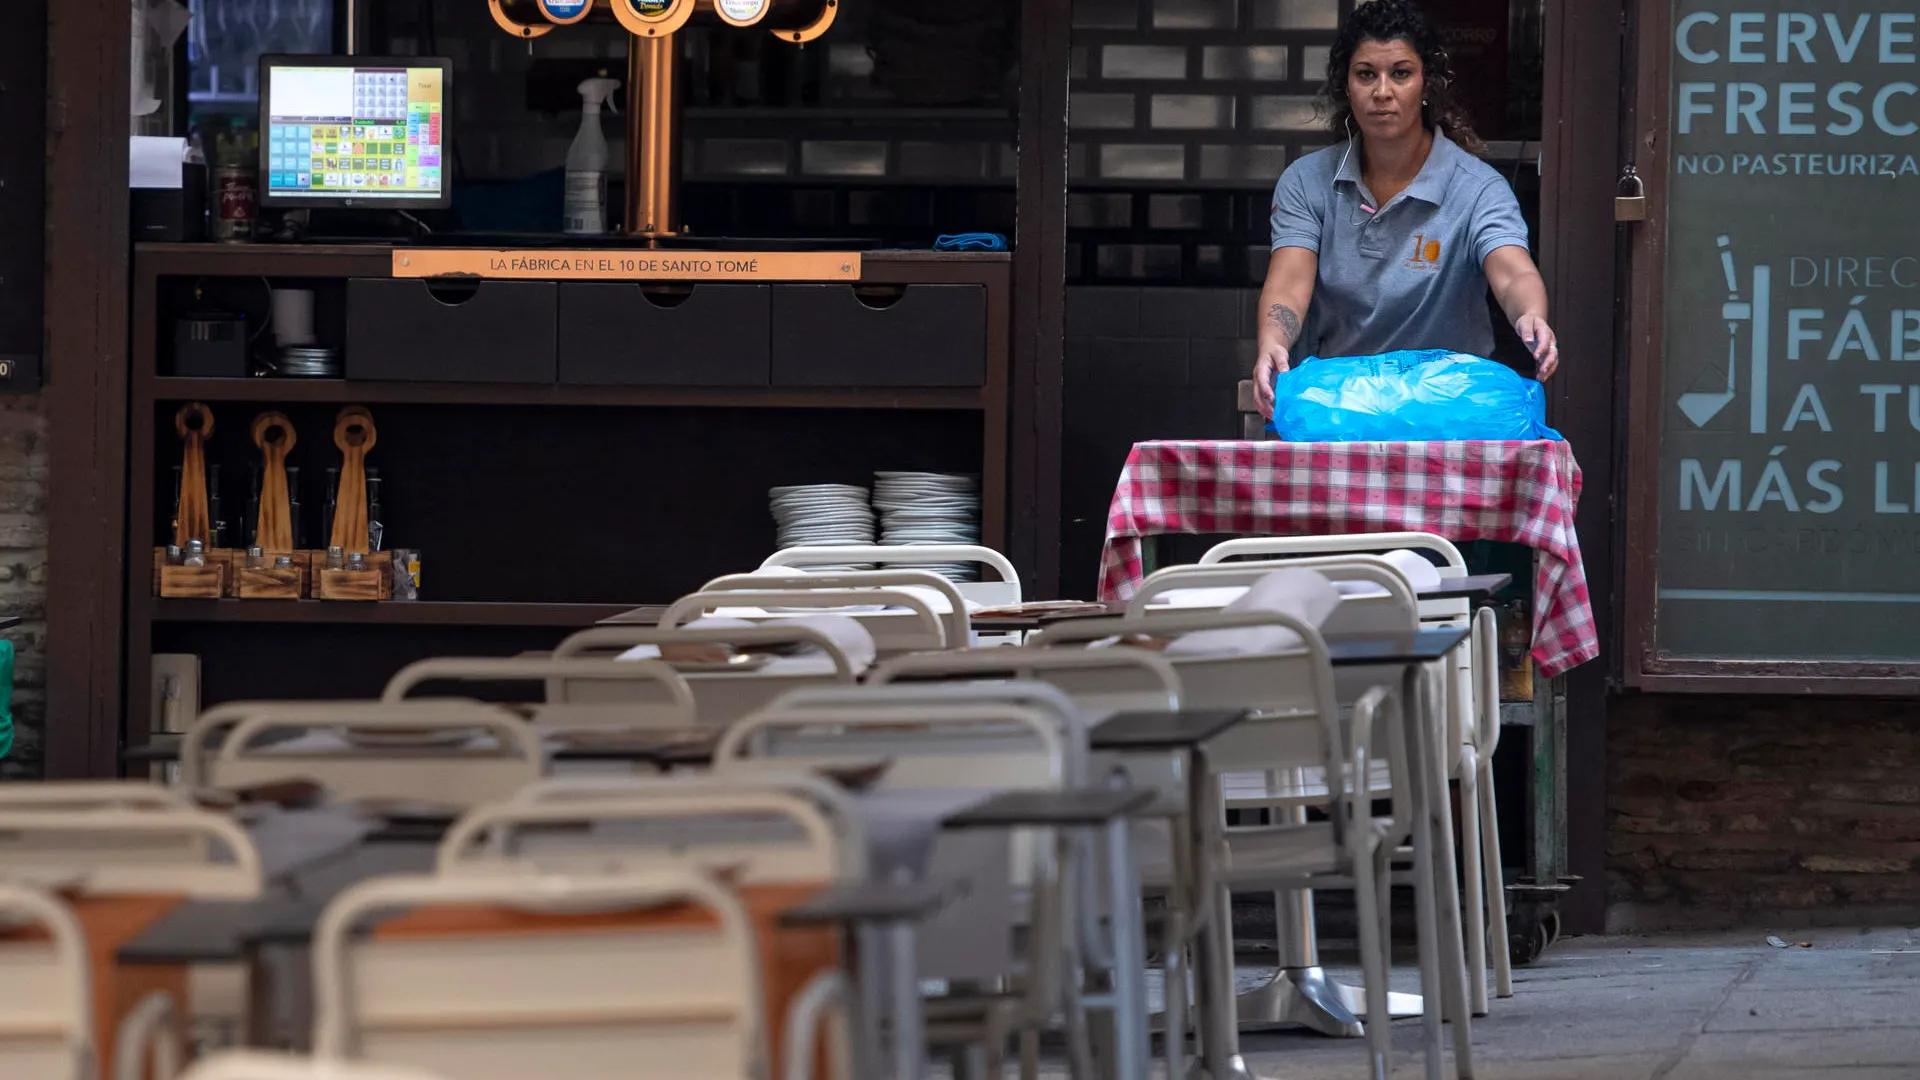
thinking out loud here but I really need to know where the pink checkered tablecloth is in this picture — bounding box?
[1097,439,1597,676]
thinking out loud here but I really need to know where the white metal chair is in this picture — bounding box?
[868,645,1180,718]
[175,701,514,790]
[1040,564,1471,1078]
[1032,583,1455,1080]
[0,803,261,900]
[0,883,97,1080]
[436,781,860,1080]
[177,1050,451,1080]
[1197,532,1513,1005]
[0,881,194,1080]
[719,697,1085,1080]
[198,705,545,811]
[549,620,868,726]
[312,868,766,1080]
[759,544,1023,609]
[378,656,697,733]
[676,569,973,655]
[0,785,263,1065]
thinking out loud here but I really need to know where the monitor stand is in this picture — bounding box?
[261,208,435,245]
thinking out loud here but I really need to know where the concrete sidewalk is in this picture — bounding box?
[1224,927,1920,1079]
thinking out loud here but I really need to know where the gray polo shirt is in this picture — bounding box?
[1269,130,1531,361]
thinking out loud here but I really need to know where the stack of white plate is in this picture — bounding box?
[769,484,875,571]
[873,471,981,582]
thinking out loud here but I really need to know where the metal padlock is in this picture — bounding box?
[1615,166,1648,223]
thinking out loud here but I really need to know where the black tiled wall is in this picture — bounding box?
[1061,285,1260,595]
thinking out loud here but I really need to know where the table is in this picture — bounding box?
[1086,708,1252,1080]
[1095,439,1595,677]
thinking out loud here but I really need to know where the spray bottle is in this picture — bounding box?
[565,75,622,235]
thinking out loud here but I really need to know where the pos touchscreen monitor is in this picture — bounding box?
[257,55,453,210]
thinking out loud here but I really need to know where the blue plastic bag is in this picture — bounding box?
[1267,350,1563,443]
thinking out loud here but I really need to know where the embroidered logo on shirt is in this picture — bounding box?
[1405,235,1443,272]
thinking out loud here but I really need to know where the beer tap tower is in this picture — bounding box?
[486,0,838,238]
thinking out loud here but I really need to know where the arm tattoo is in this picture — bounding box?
[1266,304,1301,347]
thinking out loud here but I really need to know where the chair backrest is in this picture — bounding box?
[177,701,501,789]
[758,544,1022,608]
[1032,609,1344,779]
[0,806,261,900]
[682,569,972,653]
[717,698,1068,1004]
[719,699,1072,795]
[1198,532,1469,623]
[379,657,698,732]
[0,884,93,1080]
[437,784,859,885]
[1127,559,1417,639]
[1199,531,1466,573]
[312,869,766,1080]
[178,1050,453,1080]
[206,705,545,810]
[549,623,861,727]
[867,645,1181,717]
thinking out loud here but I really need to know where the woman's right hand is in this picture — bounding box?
[1252,341,1291,419]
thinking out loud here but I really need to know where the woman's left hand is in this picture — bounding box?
[1515,314,1559,381]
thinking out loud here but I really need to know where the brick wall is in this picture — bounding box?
[0,398,47,779]
[1608,693,1920,930]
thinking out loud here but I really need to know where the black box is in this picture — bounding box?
[770,284,987,387]
[171,313,250,377]
[131,163,207,243]
[558,283,770,386]
[346,278,557,383]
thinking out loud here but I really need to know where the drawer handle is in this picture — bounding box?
[851,284,906,311]
[639,285,695,310]
[425,279,483,307]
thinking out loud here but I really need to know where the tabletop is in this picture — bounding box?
[943,786,1157,828]
[1095,439,1595,676]
[1089,708,1251,751]
[1324,626,1472,666]
[120,839,438,964]
[1422,573,1512,602]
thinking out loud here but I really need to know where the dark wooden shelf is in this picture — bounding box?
[145,377,985,410]
[146,600,636,626]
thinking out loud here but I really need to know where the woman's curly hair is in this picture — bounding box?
[1321,0,1485,154]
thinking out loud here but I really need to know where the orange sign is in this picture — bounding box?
[391,249,861,281]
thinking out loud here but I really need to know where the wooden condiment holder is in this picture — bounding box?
[153,547,241,598]
[236,551,313,600]
[314,549,393,601]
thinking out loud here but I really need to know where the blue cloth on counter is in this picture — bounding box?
[933,233,1008,251]
[1266,350,1563,443]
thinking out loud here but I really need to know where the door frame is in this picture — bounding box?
[1617,0,1920,694]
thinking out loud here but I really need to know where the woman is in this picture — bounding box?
[1252,0,1558,420]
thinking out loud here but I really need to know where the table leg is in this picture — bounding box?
[852,923,889,1080]
[243,944,277,1049]
[1403,666,1448,1080]
[1416,666,1476,1076]
[1105,814,1150,1080]
[1188,746,1262,1080]
[886,920,926,1080]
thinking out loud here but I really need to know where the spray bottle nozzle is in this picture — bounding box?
[578,77,623,114]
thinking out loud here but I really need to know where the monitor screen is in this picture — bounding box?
[258,56,451,208]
